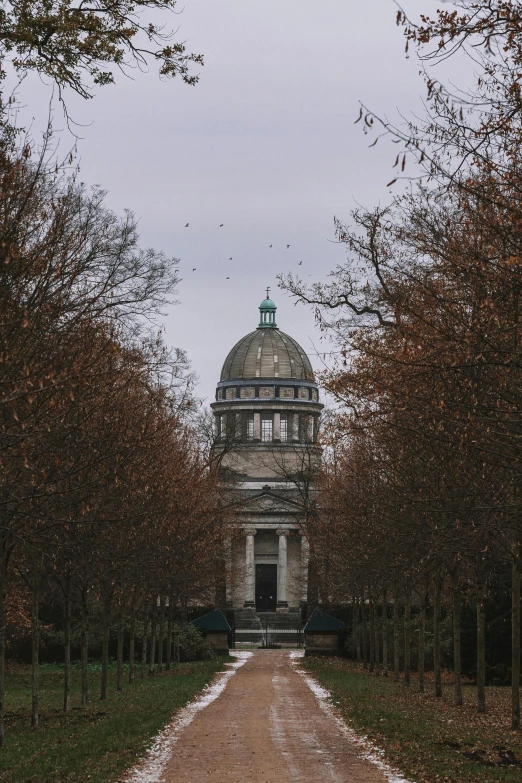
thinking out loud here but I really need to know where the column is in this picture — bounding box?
[244,528,257,608]
[300,535,309,606]
[224,535,233,608]
[253,412,261,441]
[273,411,281,441]
[277,528,289,610]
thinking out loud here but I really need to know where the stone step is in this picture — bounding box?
[233,610,262,630]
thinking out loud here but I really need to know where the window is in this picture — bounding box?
[280,415,288,442]
[261,415,273,442]
[246,414,254,440]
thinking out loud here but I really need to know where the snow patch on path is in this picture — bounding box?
[289,651,413,783]
[121,651,252,783]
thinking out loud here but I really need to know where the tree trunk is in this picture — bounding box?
[404,590,411,686]
[149,599,157,676]
[369,593,375,673]
[31,580,40,728]
[453,585,463,707]
[165,601,173,671]
[382,591,388,676]
[80,594,89,706]
[116,606,124,691]
[393,588,400,683]
[128,604,136,684]
[418,585,426,694]
[356,598,362,663]
[512,542,521,730]
[63,573,72,713]
[361,594,368,670]
[158,595,165,673]
[0,537,10,748]
[100,600,111,700]
[434,576,443,698]
[350,597,357,661]
[476,584,486,713]
[141,607,149,680]
[374,598,380,676]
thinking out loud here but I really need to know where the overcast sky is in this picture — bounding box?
[16,0,461,403]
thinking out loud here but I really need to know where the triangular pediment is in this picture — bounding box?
[238,490,304,515]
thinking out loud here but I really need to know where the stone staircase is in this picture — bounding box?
[233,610,303,646]
[233,609,263,643]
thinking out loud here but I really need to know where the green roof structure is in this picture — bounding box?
[303,609,345,633]
[191,609,231,632]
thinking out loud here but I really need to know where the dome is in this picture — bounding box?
[220,328,314,381]
[259,297,276,310]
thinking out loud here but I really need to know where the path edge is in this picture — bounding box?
[289,651,414,783]
[120,651,253,783]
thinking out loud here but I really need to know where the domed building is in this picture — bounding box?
[211,294,323,624]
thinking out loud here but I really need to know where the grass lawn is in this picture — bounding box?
[0,657,230,783]
[302,657,522,783]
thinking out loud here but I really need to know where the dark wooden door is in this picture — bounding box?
[255,564,277,612]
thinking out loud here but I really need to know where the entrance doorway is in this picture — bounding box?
[255,564,277,612]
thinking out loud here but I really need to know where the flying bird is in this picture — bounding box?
[192,268,196,271]
[269,244,272,248]
[220,224,224,227]
[298,261,302,265]
[226,276,230,279]
[185,223,189,227]
[287,244,291,249]
[229,257,233,260]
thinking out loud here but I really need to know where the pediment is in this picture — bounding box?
[238,491,303,515]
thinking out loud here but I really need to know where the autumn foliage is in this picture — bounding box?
[281,1,522,732]
[0,127,225,745]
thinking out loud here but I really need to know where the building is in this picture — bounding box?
[211,294,323,619]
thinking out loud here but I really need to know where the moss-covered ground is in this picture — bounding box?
[0,658,229,783]
[302,657,522,783]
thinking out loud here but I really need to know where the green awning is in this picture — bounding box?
[191,609,231,632]
[304,609,345,633]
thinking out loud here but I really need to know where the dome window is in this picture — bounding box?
[280,414,288,443]
[261,414,273,442]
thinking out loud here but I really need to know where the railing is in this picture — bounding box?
[262,615,304,649]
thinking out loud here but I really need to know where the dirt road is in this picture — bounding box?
[155,650,400,783]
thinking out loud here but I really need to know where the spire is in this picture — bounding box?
[258,290,277,329]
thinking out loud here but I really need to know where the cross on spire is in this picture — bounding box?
[266,286,270,299]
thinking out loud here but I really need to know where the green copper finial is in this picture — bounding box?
[258,289,277,329]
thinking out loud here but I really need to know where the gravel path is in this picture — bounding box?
[152,650,401,783]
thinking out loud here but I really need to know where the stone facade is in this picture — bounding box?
[211,295,322,613]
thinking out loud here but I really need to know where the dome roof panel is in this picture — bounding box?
[220,328,314,382]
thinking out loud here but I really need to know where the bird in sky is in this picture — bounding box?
[229,257,233,260]
[185,223,189,227]
[298,261,302,265]
[226,276,230,279]
[269,244,272,248]
[220,224,224,227]
[192,268,196,271]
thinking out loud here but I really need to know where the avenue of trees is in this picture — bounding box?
[0,125,225,746]
[0,0,217,750]
[281,1,522,731]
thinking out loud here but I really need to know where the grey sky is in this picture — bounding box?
[16,0,455,403]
